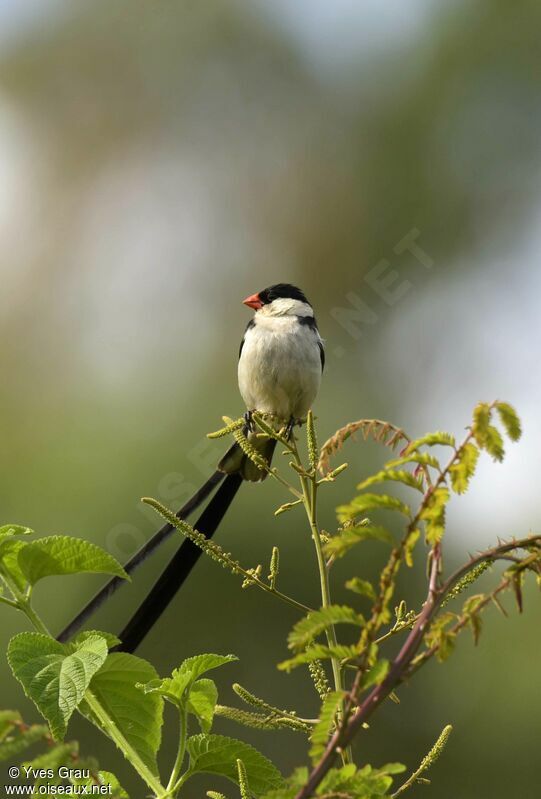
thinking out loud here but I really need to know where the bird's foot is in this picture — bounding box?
[285,416,301,440]
[244,410,255,433]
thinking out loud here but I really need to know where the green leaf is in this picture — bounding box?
[404,529,421,567]
[484,426,505,462]
[420,488,450,544]
[22,742,78,786]
[18,536,128,586]
[361,659,390,690]
[337,494,410,522]
[278,644,360,672]
[0,539,29,590]
[81,653,163,776]
[324,524,393,559]
[187,734,283,795]
[73,630,122,650]
[140,654,237,708]
[72,771,128,798]
[8,633,108,740]
[309,691,343,762]
[357,469,423,493]
[288,606,364,652]
[0,525,33,540]
[188,679,218,733]
[386,452,440,469]
[449,443,479,494]
[405,432,455,454]
[496,402,522,441]
[0,710,22,742]
[0,724,49,761]
[472,402,491,445]
[345,578,375,600]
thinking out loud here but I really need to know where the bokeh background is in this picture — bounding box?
[1,1,540,796]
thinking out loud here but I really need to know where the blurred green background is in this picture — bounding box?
[1,1,540,796]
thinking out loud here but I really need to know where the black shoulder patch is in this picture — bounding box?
[239,318,255,359]
[318,341,325,372]
[297,314,318,330]
[297,316,325,371]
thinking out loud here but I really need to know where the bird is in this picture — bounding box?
[57,284,324,652]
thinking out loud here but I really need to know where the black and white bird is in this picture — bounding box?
[220,283,324,481]
[58,284,323,652]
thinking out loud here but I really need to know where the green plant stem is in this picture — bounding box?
[84,688,167,798]
[289,437,349,761]
[167,707,188,795]
[1,570,168,798]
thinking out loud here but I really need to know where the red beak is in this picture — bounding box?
[243,292,263,310]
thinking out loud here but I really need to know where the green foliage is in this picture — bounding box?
[0,525,33,540]
[419,488,450,544]
[188,679,219,733]
[186,734,283,795]
[337,493,411,522]
[361,659,390,691]
[357,469,424,493]
[279,644,360,672]
[323,523,393,559]
[17,536,128,585]
[140,654,237,709]
[8,633,108,740]
[449,443,479,494]
[0,400,532,799]
[81,652,164,776]
[309,691,343,762]
[404,432,456,453]
[0,722,49,761]
[288,606,364,652]
[345,577,376,600]
[495,401,522,441]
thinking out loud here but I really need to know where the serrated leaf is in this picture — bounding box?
[0,710,22,743]
[73,630,121,650]
[404,529,420,567]
[288,606,364,653]
[0,724,49,761]
[140,654,237,708]
[0,525,33,540]
[386,452,440,470]
[405,432,456,454]
[361,659,390,690]
[309,691,343,762]
[188,679,218,733]
[0,539,29,590]
[496,402,522,441]
[81,653,163,776]
[472,402,491,444]
[278,644,360,672]
[484,426,505,462]
[345,578,375,600]
[71,770,128,798]
[420,488,450,544]
[22,742,78,787]
[187,734,283,795]
[337,494,410,522]
[357,469,424,493]
[324,524,393,559]
[8,633,108,740]
[18,536,128,586]
[449,443,479,494]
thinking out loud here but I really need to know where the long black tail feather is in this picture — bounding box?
[115,473,243,653]
[57,469,225,643]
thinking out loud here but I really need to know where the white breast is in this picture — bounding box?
[238,315,322,421]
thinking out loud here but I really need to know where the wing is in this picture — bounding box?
[298,314,325,372]
[318,340,325,372]
[239,318,255,359]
